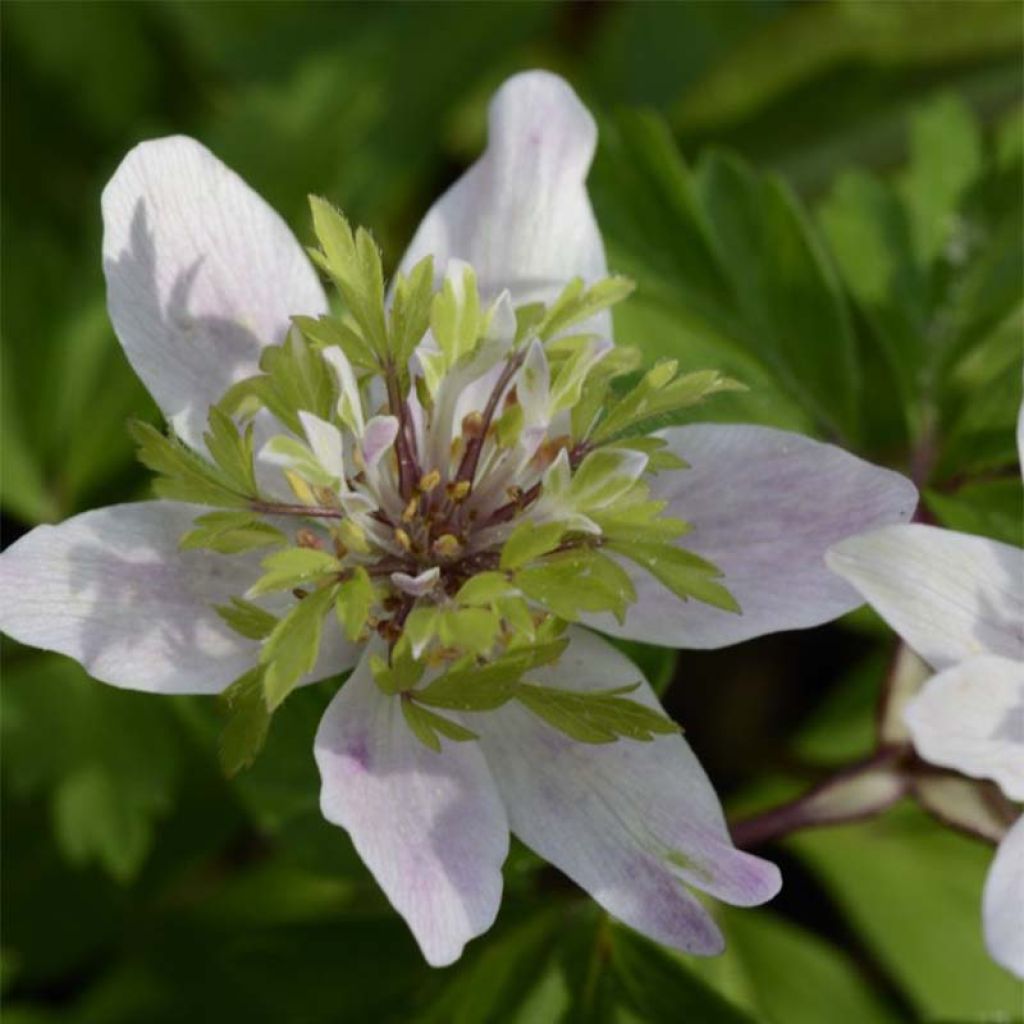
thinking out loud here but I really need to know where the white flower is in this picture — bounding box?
[0,71,916,966]
[827,403,1024,978]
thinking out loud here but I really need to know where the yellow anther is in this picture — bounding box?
[447,480,471,502]
[432,533,461,559]
[419,469,442,493]
[402,497,419,522]
[394,527,413,552]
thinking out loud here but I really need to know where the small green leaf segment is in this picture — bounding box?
[131,199,740,770]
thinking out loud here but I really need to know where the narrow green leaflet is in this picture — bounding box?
[292,312,378,372]
[215,597,279,641]
[203,406,258,495]
[260,585,338,710]
[335,567,376,642]
[537,275,635,341]
[180,510,286,555]
[606,539,738,612]
[247,547,341,598]
[515,681,678,744]
[515,548,636,623]
[129,419,252,508]
[592,361,743,443]
[389,255,435,364]
[499,520,567,570]
[255,327,337,434]
[219,666,271,776]
[308,196,389,359]
[400,696,477,753]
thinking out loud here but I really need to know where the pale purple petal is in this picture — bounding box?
[472,628,780,955]
[361,415,399,469]
[905,655,1024,801]
[983,814,1024,978]
[315,649,509,966]
[102,136,327,451]
[396,71,608,334]
[827,524,1024,669]
[586,424,917,649]
[0,503,248,693]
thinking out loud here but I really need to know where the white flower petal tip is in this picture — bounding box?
[315,652,509,966]
[826,523,1024,669]
[473,629,778,956]
[102,135,326,451]
[904,655,1024,802]
[395,71,608,323]
[984,814,1024,978]
[588,425,918,650]
[0,503,256,694]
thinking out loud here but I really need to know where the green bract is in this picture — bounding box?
[130,199,739,770]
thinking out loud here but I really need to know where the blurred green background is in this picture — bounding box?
[2,2,1022,1021]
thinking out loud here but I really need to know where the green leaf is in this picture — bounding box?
[215,597,279,641]
[400,695,477,753]
[696,150,860,441]
[593,361,742,442]
[610,925,757,1024]
[515,548,637,623]
[257,327,337,435]
[925,479,1024,546]
[438,607,501,657]
[203,406,258,496]
[335,567,376,643]
[790,804,1024,1019]
[292,313,378,373]
[515,681,678,744]
[538,275,635,341]
[129,420,251,508]
[181,510,287,554]
[414,639,569,711]
[308,197,388,359]
[430,261,483,367]
[389,255,435,363]
[499,520,567,570]
[454,571,519,606]
[900,93,983,268]
[219,667,271,776]
[260,585,337,710]
[605,539,738,612]
[247,547,340,598]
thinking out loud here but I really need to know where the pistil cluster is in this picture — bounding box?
[131,198,741,769]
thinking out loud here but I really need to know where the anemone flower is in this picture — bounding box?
[0,71,916,966]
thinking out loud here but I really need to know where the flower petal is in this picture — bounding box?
[472,628,780,955]
[102,136,327,450]
[396,72,608,326]
[983,814,1024,978]
[827,523,1024,669]
[314,650,509,966]
[588,425,918,649]
[0,502,358,694]
[905,655,1024,801]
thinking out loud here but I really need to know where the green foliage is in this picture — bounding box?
[515,548,636,623]
[247,547,341,598]
[607,538,739,613]
[536,274,635,341]
[308,197,389,360]
[499,520,567,570]
[260,585,338,710]
[129,419,254,508]
[335,567,377,642]
[218,667,271,775]
[181,511,286,555]
[215,597,279,641]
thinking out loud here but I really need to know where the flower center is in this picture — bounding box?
[130,198,741,763]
